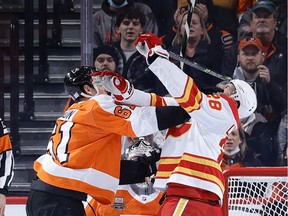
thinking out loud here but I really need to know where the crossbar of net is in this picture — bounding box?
[227,176,288,216]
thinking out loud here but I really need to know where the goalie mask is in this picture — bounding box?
[125,138,161,162]
[64,66,101,100]
[124,138,161,196]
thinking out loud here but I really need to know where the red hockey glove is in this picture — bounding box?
[135,33,163,55]
[92,71,134,101]
[135,33,169,65]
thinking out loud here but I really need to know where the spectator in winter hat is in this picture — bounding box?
[93,45,119,71]
[222,0,287,104]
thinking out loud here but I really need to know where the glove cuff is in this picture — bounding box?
[122,82,134,100]
[146,46,169,65]
[146,52,158,65]
[121,89,151,106]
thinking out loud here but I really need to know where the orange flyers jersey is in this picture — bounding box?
[0,118,14,191]
[34,94,161,205]
[86,185,163,216]
[238,0,256,16]
[148,58,240,202]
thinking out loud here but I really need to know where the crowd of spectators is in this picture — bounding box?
[92,0,287,169]
[0,0,286,215]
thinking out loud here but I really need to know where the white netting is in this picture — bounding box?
[227,176,288,216]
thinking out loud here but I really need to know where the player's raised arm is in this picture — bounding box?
[135,33,203,113]
[94,70,178,107]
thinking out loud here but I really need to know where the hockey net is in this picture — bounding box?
[222,167,288,216]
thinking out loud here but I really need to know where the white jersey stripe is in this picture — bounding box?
[37,154,119,192]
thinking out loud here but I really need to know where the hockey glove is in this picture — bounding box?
[90,70,104,96]
[90,71,102,84]
[135,33,162,56]
[135,33,169,65]
[93,71,134,101]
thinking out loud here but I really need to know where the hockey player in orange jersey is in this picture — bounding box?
[97,33,258,216]
[25,66,190,216]
[86,138,164,216]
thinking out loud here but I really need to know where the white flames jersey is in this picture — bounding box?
[148,58,240,201]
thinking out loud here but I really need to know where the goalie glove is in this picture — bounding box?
[92,71,134,101]
[135,33,169,65]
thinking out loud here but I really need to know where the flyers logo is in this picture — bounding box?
[166,123,192,137]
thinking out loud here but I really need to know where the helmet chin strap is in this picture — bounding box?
[92,83,100,96]
[81,82,103,99]
[80,92,93,98]
[81,84,100,98]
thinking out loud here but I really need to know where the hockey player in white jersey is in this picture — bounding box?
[97,33,257,216]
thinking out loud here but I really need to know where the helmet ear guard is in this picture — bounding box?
[65,85,82,101]
[64,66,99,100]
[229,79,257,119]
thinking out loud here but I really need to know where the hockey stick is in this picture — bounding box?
[168,50,231,81]
[176,0,231,81]
[182,0,195,46]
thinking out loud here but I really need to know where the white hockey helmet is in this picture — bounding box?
[230,79,257,119]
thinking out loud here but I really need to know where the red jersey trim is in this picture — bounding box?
[150,93,167,107]
[156,153,225,193]
[220,94,240,127]
[175,77,202,112]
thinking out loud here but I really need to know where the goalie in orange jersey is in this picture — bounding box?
[86,137,164,216]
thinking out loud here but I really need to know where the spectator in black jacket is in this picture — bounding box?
[93,45,119,72]
[234,36,286,166]
[233,36,285,128]
[113,7,167,96]
[168,10,224,89]
[222,1,287,99]
[166,0,234,52]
